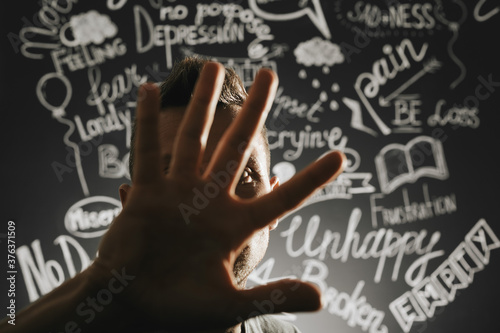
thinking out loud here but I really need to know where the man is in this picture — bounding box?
[1,57,345,332]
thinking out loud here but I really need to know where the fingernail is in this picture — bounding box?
[138,84,147,101]
[138,83,155,101]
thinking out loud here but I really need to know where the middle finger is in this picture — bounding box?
[168,62,226,178]
[204,68,278,193]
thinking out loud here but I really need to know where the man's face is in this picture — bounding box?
[158,105,278,287]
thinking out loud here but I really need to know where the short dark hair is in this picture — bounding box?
[129,56,271,180]
[159,56,247,108]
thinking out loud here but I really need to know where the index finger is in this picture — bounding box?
[248,151,346,230]
[205,68,278,191]
[169,62,225,177]
[133,83,162,185]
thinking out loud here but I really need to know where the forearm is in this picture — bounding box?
[0,266,132,333]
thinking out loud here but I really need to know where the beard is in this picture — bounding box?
[232,229,270,288]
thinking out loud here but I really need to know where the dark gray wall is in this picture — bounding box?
[3,1,500,332]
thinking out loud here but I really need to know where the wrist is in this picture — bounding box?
[80,262,139,332]
[0,266,133,333]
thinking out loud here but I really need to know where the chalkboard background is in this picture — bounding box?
[2,1,500,332]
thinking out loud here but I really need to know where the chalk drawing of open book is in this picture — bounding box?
[375,136,448,194]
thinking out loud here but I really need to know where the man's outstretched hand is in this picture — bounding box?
[2,62,345,333]
[90,62,345,331]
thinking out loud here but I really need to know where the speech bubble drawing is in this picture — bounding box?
[248,0,331,39]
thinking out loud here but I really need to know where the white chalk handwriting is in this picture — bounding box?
[98,144,131,180]
[51,37,127,74]
[134,4,273,68]
[428,99,480,129]
[267,125,351,162]
[390,94,423,133]
[17,0,78,60]
[17,236,91,302]
[371,183,457,228]
[346,2,436,30]
[64,196,122,239]
[280,209,442,285]
[248,258,388,333]
[75,104,132,145]
[303,260,388,333]
[271,86,325,123]
[390,219,500,332]
[194,3,255,26]
[160,4,188,21]
[354,39,429,135]
[86,64,147,116]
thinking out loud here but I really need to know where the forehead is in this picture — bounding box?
[158,106,268,171]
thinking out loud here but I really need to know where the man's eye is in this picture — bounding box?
[239,167,254,185]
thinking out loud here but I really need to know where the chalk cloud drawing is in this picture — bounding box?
[375,136,449,194]
[294,37,344,67]
[70,10,118,46]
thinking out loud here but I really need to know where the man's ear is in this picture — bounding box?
[269,176,280,230]
[270,176,279,190]
[119,184,132,206]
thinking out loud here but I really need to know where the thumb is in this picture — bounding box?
[235,279,322,321]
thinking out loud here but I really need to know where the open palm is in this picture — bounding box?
[90,62,345,332]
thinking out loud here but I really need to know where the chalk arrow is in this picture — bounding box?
[379,58,442,107]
